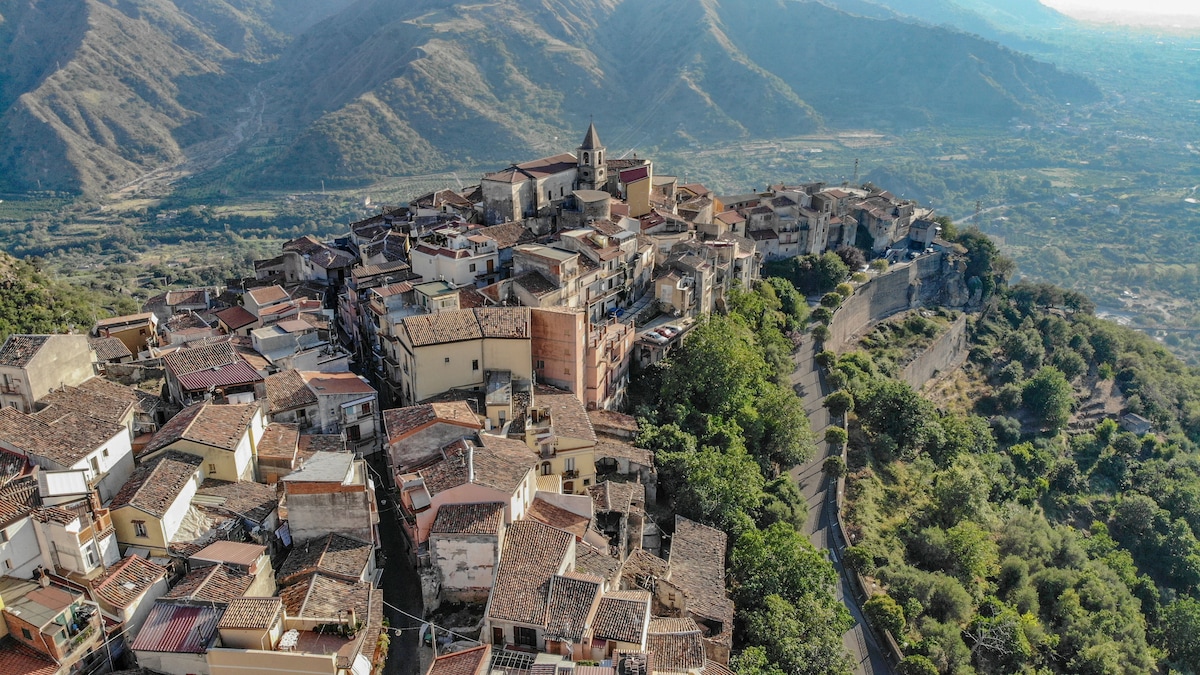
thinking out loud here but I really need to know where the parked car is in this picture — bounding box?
[642,330,669,345]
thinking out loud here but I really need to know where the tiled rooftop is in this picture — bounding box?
[91,555,167,609]
[588,481,642,514]
[278,533,374,586]
[0,406,124,466]
[161,340,239,376]
[383,400,480,441]
[280,573,370,620]
[143,401,258,455]
[219,597,282,630]
[257,423,300,460]
[647,618,705,671]
[544,573,602,642]
[527,498,590,540]
[430,502,504,536]
[0,335,50,367]
[266,370,318,414]
[486,519,574,626]
[163,563,253,603]
[37,385,134,425]
[669,516,734,643]
[533,385,596,444]
[427,644,491,675]
[215,305,258,330]
[89,336,133,361]
[195,479,278,524]
[593,590,650,644]
[575,542,622,582]
[109,450,203,517]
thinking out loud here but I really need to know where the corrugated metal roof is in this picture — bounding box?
[130,602,223,653]
[176,360,263,391]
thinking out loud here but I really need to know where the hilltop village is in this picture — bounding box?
[0,126,949,675]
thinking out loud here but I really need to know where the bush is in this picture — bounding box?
[823,455,847,477]
[811,324,831,344]
[825,427,849,447]
[870,259,889,272]
[820,292,843,309]
[897,656,939,675]
[836,283,855,298]
[811,306,834,325]
[824,390,854,417]
[852,272,869,283]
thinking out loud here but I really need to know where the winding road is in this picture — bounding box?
[790,331,892,675]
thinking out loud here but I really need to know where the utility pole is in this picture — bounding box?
[852,158,859,185]
[974,200,982,223]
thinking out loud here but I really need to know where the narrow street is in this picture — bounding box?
[789,334,892,675]
[368,456,424,675]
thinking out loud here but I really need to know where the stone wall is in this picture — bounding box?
[901,315,970,390]
[829,251,970,351]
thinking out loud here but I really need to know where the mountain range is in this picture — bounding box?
[0,0,1100,195]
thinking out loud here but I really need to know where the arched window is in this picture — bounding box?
[582,152,590,164]
[597,151,602,164]
[541,461,552,476]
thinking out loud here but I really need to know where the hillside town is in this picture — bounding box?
[0,125,950,675]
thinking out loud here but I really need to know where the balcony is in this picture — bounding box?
[562,469,579,479]
[0,383,19,395]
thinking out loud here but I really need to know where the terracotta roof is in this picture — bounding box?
[143,402,258,455]
[0,335,49,367]
[527,498,590,540]
[484,153,577,183]
[487,519,575,625]
[191,541,265,568]
[703,660,735,675]
[130,602,223,653]
[545,573,603,641]
[176,359,263,392]
[575,543,622,582]
[266,370,318,414]
[478,222,536,250]
[428,645,491,675]
[278,533,374,586]
[77,377,163,415]
[91,555,167,609]
[420,439,534,496]
[458,288,490,309]
[164,564,253,603]
[351,259,413,283]
[195,479,278,524]
[589,410,638,433]
[301,371,375,396]
[109,450,203,517]
[280,573,370,619]
[37,385,134,425]
[162,341,239,375]
[534,385,596,444]
[163,311,211,333]
[0,636,56,675]
[430,502,504,536]
[299,434,344,455]
[89,336,133,361]
[402,311,482,347]
[257,423,299,460]
[246,285,290,306]
[215,306,257,330]
[0,406,124,466]
[166,289,209,307]
[0,496,34,529]
[593,590,650,644]
[669,516,733,633]
[647,618,705,671]
[476,307,529,339]
[219,597,282,630]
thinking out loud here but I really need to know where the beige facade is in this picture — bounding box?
[0,334,95,413]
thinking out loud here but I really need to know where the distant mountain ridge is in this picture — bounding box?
[0,0,1100,194]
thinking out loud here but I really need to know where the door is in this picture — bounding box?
[493,627,505,645]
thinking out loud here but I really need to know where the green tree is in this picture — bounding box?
[825,427,848,447]
[820,292,843,309]
[823,455,847,478]
[1022,367,1074,432]
[864,594,905,634]
[1162,597,1200,673]
[824,390,854,417]
[896,655,939,675]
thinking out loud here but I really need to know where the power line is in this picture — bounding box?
[379,599,482,646]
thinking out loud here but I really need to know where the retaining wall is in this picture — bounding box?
[901,314,970,390]
[828,253,947,350]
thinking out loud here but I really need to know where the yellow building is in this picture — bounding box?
[109,450,205,556]
[523,385,598,495]
[382,307,532,406]
[139,402,265,482]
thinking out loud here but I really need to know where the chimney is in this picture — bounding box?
[466,442,475,484]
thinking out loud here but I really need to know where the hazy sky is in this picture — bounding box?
[1043,0,1200,19]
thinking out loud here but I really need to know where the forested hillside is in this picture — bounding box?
[0,251,138,340]
[834,273,1200,672]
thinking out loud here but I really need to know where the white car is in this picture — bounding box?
[642,331,669,345]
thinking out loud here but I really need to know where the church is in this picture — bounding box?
[480,123,613,226]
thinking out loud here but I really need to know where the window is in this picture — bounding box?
[472,360,480,371]
[0,528,8,543]
[361,402,372,415]
[469,263,477,272]
[3,558,11,570]
[21,628,31,641]
[536,360,545,370]
[445,357,451,363]
[208,463,217,475]
[515,626,538,647]
[85,544,98,567]
[297,408,307,419]
[89,457,100,476]
[582,152,590,164]
[347,425,362,442]
[583,479,591,486]
[133,521,147,538]
[565,457,576,471]
[541,462,551,476]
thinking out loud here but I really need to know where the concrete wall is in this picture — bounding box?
[901,315,970,390]
[828,253,948,350]
[286,486,374,545]
[135,649,210,675]
[0,517,41,577]
[531,309,585,397]
[430,532,499,601]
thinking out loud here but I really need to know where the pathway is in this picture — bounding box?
[790,334,892,675]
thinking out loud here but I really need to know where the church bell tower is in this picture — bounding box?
[576,122,606,191]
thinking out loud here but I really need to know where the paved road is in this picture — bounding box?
[368,456,424,675]
[789,336,892,675]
